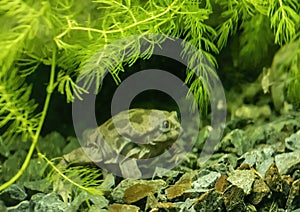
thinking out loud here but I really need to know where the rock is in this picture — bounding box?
[286,179,300,211]
[124,184,155,203]
[6,200,29,212]
[111,179,166,203]
[194,189,224,212]
[264,163,283,193]
[215,175,230,193]
[246,113,300,148]
[285,133,300,151]
[0,184,27,207]
[215,129,251,156]
[239,146,275,178]
[2,151,27,182]
[198,153,238,175]
[108,203,140,212]
[227,170,256,195]
[69,191,108,211]
[165,171,197,200]
[292,170,300,180]
[23,179,51,194]
[165,179,191,200]
[152,167,180,180]
[155,202,178,210]
[30,193,68,212]
[275,150,300,175]
[191,170,221,193]
[88,205,108,212]
[223,185,246,211]
[145,193,159,211]
[248,178,270,205]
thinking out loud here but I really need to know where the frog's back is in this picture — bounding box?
[63,108,182,178]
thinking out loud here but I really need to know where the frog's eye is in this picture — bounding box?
[162,120,170,130]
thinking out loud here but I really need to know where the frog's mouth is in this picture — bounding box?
[152,126,182,144]
[152,135,181,146]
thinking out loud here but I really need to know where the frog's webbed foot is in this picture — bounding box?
[120,159,142,179]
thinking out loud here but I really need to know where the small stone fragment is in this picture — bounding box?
[215,129,250,156]
[156,202,177,209]
[264,163,283,192]
[88,205,109,212]
[2,150,27,182]
[227,170,256,195]
[145,193,158,211]
[175,198,195,211]
[31,192,68,212]
[282,175,293,187]
[292,170,300,180]
[237,164,263,179]
[275,150,300,175]
[248,178,270,205]
[215,175,230,193]
[194,189,224,212]
[108,203,140,212]
[69,191,109,211]
[0,184,27,207]
[24,179,51,194]
[199,153,238,176]
[165,177,192,200]
[191,170,221,193]
[6,200,29,212]
[123,183,155,204]
[285,133,300,151]
[111,179,165,203]
[286,178,300,211]
[223,185,246,211]
[239,146,275,178]
[165,171,197,200]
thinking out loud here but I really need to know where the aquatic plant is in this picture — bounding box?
[0,0,299,193]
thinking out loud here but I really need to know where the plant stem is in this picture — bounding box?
[38,153,104,195]
[278,0,285,19]
[0,48,57,191]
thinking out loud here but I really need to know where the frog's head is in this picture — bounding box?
[105,108,182,145]
[150,110,182,144]
[128,109,182,145]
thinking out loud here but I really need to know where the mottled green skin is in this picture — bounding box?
[62,109,181,178]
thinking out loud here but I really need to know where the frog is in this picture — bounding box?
[61,108,182,178]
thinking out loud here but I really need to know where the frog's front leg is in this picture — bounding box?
[61,148,93,165]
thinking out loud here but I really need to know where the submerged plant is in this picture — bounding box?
[0,0,299,193]
[39,153,105,202]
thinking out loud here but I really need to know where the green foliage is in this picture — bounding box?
[0,0,300,193]
[239,14,274,69]
[268,0,300,45]
[271,41,300,107]
[40,154,105,202]
[0,68,40,141]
